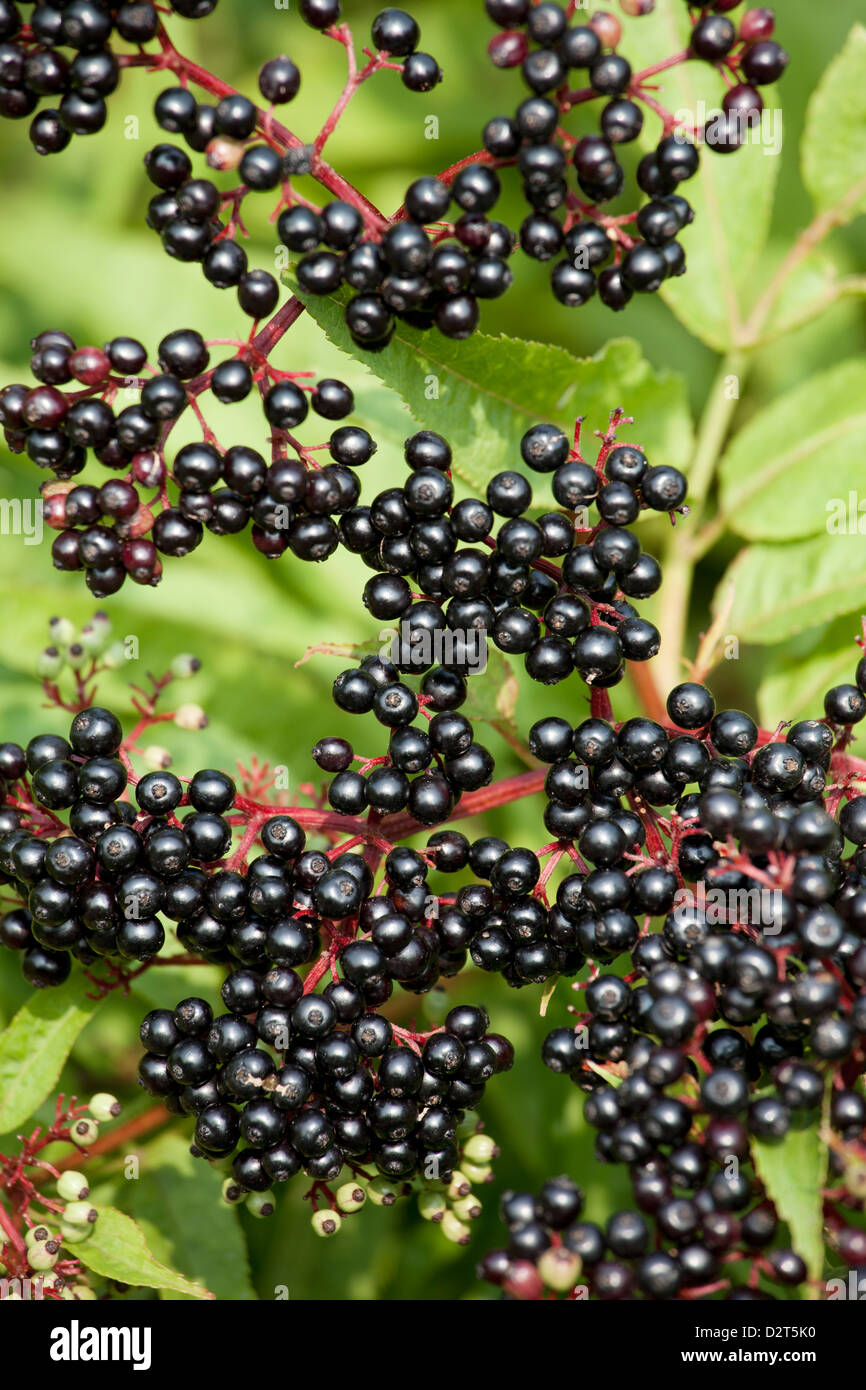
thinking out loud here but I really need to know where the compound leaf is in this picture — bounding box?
[718,359,866,540]
[0,975,105,1134]
[752,1122,827,1285]
[802,25,866,224]
[76,1205,213,1299]
[713,532,866,644]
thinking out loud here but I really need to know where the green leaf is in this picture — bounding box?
[75,1205,213,1299]
[714,531,866,644]
[718,359,866,539]
[757,617,863,728]
[752,1121,827,1283]
[117,1132,256,1301]
[633,3,781,349]
[285,272,693,488]
[802,25,866,224]
[463,649,519,729]
[0,976,105,1133]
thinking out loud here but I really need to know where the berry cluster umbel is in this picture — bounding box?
[1,447,866,1278]
[477,1,788,314]
[0,700,248,987]
[0,324,369,595]
[0,0,214,152]
[0,2,789,350]
[509,665,866,1299]
[138,990,512,1213]
[1,338,687,643]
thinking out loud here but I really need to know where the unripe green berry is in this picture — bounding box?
[69,1284,98,1300]
[447,1170,472,1200]
[102,640,127,669]
[246,1190,276,1219]
[463,1132,498,1164]
[79,615,112,655]
[460,1160,492,1184]
[66,642,87,671]
[418,1171,449,1191]
[29,1243,59,1271]
[70,1118,99,1146]
[88,1092,122,1123]
[142,745,172,771]
[59,1219,93,1245]
[451,1193,482,1221]
[63,1201,98,1227]
[49,615,75,646]
[335,1182,366,1213]
[311,1209,341,1237]
[25,1224,54,1248]
[57,1170,90,1202]
[367,1176,405,1207]
[417,1190,447,1222]
[537,1246,582,1292]
[171,653,202,679]
[175,702,208,731]
[37,645,64,680]
[439,1210,471,1245]
[221,1178,247,1206]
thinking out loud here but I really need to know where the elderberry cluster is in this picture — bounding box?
[0,707,268,986]
[500,660,866,1298]
[0,0,215,155]
[479,1,789,312]
[347,418,681,694]
[143,7,441,336]
[294,3,791,340]
[0,2,792,353]
[479,1135,812,1300]
[0,326,370,595]
[138,990,512,1200]
[2,336,686,647]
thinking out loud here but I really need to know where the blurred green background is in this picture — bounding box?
[0,0,864,1299]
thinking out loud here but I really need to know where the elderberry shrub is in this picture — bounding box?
[0,327,367,595]
[0,2,788,347]
[137,990,512,1211]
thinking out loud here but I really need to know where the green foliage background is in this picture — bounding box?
[0,0,864,1299]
